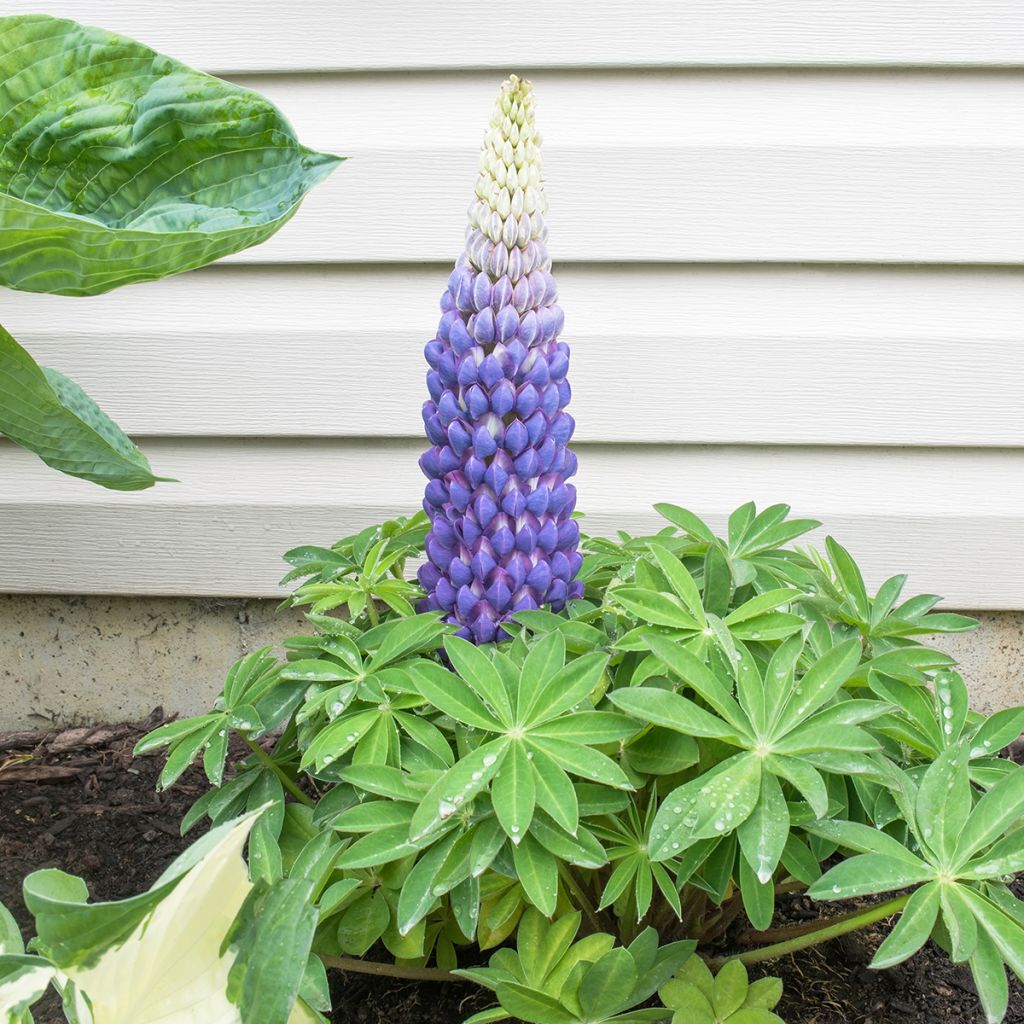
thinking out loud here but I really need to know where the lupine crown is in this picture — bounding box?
[418,75,582,643]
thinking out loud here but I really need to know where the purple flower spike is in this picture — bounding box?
[417,75,583,643]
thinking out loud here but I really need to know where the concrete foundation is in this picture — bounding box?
[1,597,1023,729]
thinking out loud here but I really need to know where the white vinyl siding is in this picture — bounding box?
[2,1,1023,606]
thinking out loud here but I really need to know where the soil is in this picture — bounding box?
[1,718,1022,1024]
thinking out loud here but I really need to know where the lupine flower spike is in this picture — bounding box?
[418,75,582,643]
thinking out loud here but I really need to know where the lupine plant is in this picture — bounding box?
[418,75,582,643]
[132,75,1024,1024]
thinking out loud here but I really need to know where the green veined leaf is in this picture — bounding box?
[647,543,706,622]
[808,854,932,901]
[737,771,789,884]
[493,982,578,1024]
[579,948,638,1020]
[954,765,1024,868]
[529,747,580,836]
[517,630,567,723]
[609,687,743,743]
[0,14,341,296]
[409,738,510,842]
[527,652,610,726]
[444,635,515,726]
[940,883,979,963]
[654,504,716,544]
[772,639,862,737]
[493,742,537,842]
[403,660,503,732]
[649,753,762,861]
[969,929,1010,1024]
[527,736,633,791]
[511,834,559,917]
[0,325,167,490]
[871,882,940,969]
[643,634,749,732]
[611,587,703,631]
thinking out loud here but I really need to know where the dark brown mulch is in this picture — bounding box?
[1,719,1022,1024]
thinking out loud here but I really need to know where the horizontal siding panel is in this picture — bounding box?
[212,147,1024,265]
[6,2,1024,71]
[243,71,1024,150]
[10,265,1024,446]
[1,439,1021,607]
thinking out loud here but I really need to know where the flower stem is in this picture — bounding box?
[713,894,910,968]
[244,737,315,808]
[321,954,460,983]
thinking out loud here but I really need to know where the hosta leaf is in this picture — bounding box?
[0,325,165,489]
[0,14,341,296]
[871,882,940,969]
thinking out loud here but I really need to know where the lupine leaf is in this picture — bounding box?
[809,854,932,900]
[954,765,1024,867]
[871,882,940,969]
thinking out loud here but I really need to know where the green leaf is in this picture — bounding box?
[0,325,166,489]
[654,504,716,544]
[738,855,775,931]
[410,738,510,841]
[519,909,581,986]
[511,834,559,917]
[517,631,568,723]
[528,652,609,726]
[940,883,979,963]
[609,686,742,742]
[0,14,341,296]
[712,959,749,1018]
[612,587,702,631]
[495,982,579,1024]
[737,771,789,884]
[579,948,638,1020]
[336,891,390,957]
[825,537,870,621]
[773,639,862,736]
[531,712,639,745]
[226,877,318,1024]
[494,742,537,842]
[404,660,504,731]
[643,635,748,730]
[954,765,1024,868]
[808,854,932,900]
[649,753,762,860]
[445,635,515,726]
[871,883,940,969]
[396,832,460,936]
[647,543,706,622]
[529,747,580,836]
[969,930,1009,1024]
[527,737,633,791]
[916,742,971,866]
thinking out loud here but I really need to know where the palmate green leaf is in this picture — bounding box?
[954,764,1024,867]
[494,742,537,842]
[0,324,167,489]
[871,882,941,969]
[0,14,342,296]
[649,753,762,861]
[808,854,932,900]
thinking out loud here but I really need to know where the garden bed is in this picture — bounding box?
[1,717,1021,1024]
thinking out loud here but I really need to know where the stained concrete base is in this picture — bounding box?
[1,597,1023,729]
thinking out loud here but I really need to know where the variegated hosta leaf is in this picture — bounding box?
[0,14,342,295]
[0,322,167,489]
[17,811,320,1024]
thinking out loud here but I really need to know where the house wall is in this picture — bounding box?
[2,1,1023,723]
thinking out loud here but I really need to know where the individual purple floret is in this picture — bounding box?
[417,75,583,644]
